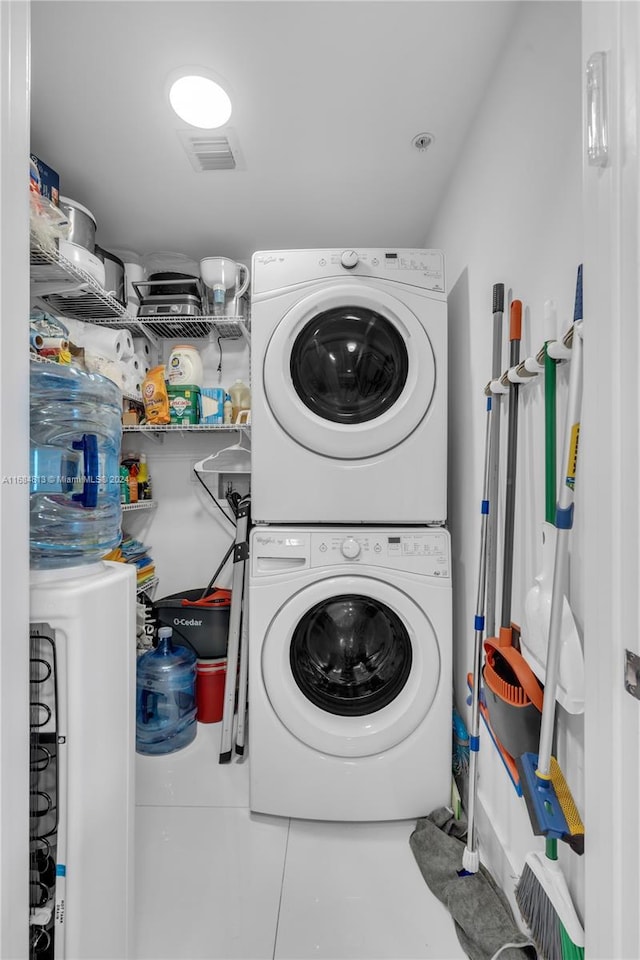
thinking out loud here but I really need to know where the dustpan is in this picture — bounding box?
[484,301,543,760]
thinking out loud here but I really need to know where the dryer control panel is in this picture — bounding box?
[251,248,446,296]
[251,527,450,579]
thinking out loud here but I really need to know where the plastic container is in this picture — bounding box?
[167,384,201,425]
[154,588,231,658]
[30,363,122,569]
[229,380,250,424]
[58,195,97,252]
[136,626,197,755]
[196,658,227,723]
[200,387,226,424]
[167,344,204,388]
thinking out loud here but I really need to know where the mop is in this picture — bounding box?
[516,267,585,959]
[459,382,495,875]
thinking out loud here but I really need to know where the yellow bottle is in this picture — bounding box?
[229,379,250,424]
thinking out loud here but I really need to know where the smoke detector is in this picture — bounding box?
[412,132,435,152]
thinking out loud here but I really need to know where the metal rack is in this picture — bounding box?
[31,239,135,323]
[123,423,251,434]
[29,623,62,959]
[137,576,159,596]
[30,238,250,343]
[122,500,155,512]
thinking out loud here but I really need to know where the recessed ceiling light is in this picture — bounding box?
[169,75,232,129]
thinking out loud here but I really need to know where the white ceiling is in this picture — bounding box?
[30,0,520,267]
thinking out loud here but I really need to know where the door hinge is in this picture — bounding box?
[624,649,640,699]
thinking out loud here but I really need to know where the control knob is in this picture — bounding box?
[341,537,361,559]
[340,250,359,270]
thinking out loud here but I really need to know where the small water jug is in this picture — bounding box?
[30,362,122,569]
[228,379,251,424]
[136,626,197,756]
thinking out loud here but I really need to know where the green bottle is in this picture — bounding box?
[119,464,130,504]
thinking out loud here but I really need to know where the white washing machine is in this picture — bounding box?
[248,526,452,821]
[250,249,447,524]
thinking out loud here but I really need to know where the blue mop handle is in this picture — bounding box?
[463,394,494,871]
[536,266,583,782]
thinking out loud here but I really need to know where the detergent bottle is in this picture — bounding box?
[229,380,250,424]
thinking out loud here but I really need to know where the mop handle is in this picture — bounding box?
[537,267,583,779]
[543,299,558,525]
[465,393,495,866]
[485,283,504,639]
[499,299,522,639]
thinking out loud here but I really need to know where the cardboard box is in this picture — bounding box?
[30,154,60,205]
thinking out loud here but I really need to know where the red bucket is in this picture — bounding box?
[196,658,226,723]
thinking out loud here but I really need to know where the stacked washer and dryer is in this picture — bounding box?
[248,249,452,821]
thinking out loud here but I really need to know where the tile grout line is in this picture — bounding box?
[271,818,292,960]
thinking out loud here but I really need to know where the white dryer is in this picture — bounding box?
[248,526,452,821]
[250,249,447,524]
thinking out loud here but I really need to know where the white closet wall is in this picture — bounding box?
[424,0,584,916]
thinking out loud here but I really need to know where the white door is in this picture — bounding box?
[263,282,437,458]
[261,574,442,756]
[583,2,640,956]
[0,4,30,958]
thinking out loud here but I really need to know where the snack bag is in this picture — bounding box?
[142,366,171,424]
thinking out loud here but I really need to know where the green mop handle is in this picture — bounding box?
[543,300,557,526]
[536,266,583,782]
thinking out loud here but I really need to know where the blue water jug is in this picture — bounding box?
[30,362,122,568]
[136,626,198,756]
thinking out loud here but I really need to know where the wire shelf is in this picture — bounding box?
[31,240,250,340]
[123,423,250,434]
[136,577,159,596]
[127,315,250,341]
[122,500,156,512]
[31,238,136,322]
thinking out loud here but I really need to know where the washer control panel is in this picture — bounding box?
[251,528,450,578]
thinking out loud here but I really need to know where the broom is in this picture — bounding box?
[516,266,585,959]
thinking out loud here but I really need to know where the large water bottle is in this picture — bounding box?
[30,362,122,568]
[136,626,197,755]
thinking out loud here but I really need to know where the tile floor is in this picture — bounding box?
[135,722,466,960]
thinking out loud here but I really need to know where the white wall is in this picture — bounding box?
[424,0,584,916]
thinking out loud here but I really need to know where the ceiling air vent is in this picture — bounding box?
[178,129,242,172]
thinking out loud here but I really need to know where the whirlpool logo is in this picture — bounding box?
[173,617,203,628]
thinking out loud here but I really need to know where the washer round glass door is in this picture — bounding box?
[263,283,436,459]
[261,575,441,757]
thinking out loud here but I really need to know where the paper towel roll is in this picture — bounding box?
[84,353,125,390]
[132,337,158,367]
[121,354,141,376]
[122,369,143,398]
[134,350,151,376]
[62,321,133,362]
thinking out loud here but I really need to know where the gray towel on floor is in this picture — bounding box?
[409,808,537,960]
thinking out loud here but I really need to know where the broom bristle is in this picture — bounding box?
[516,861,585,960]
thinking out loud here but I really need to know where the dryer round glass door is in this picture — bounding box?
[261,574,441,757]
[263,283,436,459]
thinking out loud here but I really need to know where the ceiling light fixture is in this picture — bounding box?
[169,74,232,129]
